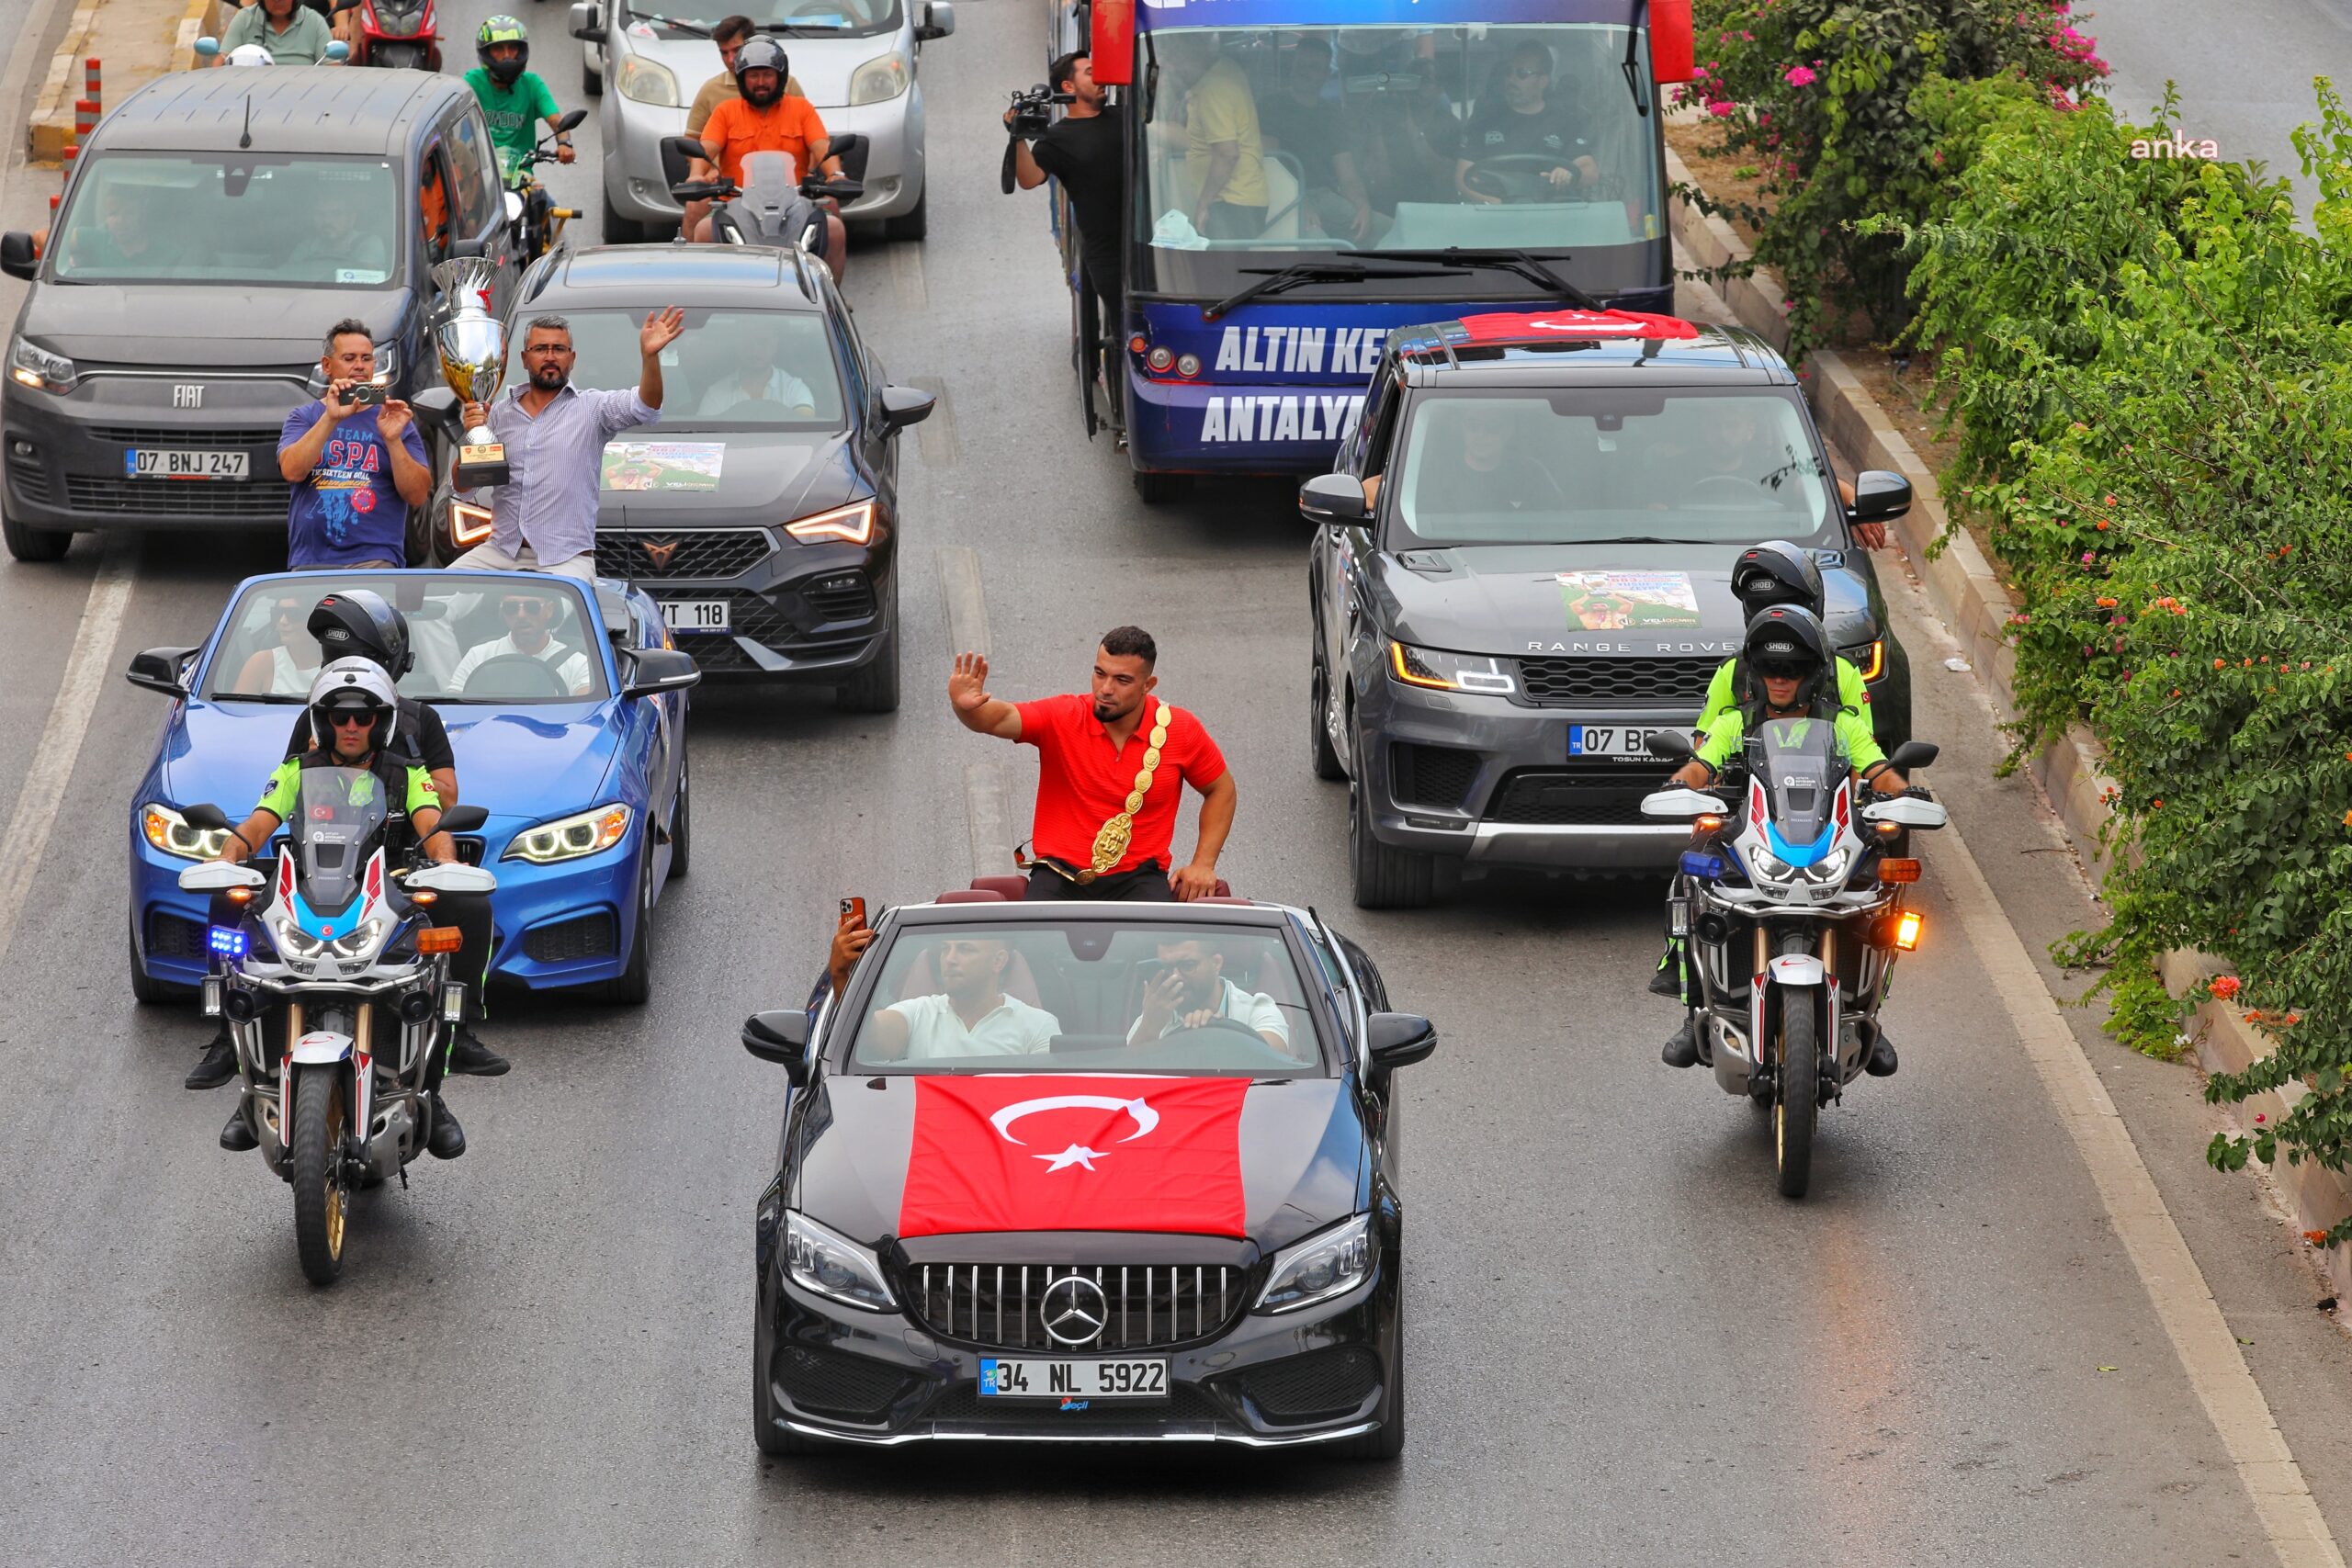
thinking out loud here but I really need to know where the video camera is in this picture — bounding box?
[1004,82,1073,139]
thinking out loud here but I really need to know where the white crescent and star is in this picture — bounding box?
[989,1094,1159,1176]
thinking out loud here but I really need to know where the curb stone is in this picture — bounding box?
[27,0,216,164]
[1665,147,2352,1303]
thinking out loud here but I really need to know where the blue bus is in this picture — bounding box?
[1053,0,1694,501]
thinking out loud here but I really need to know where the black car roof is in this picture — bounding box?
[889,899,1299,931]
[1391,316,1796,389]
[520,245,828,311]
[93,68,464,155]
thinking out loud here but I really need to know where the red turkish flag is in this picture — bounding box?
[1456,308,1700,342]
[898,1075,1251,1239]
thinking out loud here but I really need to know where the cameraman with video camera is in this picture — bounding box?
[1005,51,1125,428]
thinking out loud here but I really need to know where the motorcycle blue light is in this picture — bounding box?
[207,926,247,960]
[1679,852,1724,881]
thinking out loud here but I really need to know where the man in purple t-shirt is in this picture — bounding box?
[278,319,432,569]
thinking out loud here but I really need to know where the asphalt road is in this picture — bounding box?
[4,3,2352,1563]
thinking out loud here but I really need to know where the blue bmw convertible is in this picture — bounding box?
[126,570,697,1004]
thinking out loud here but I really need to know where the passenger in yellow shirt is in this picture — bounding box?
[1160,34,1267,240]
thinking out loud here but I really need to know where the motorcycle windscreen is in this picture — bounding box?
[293,767,390,917]
[1751,716,1843,855]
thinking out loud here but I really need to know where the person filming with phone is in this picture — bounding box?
[277,319,431,570]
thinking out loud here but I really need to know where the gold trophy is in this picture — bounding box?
[429,257,511,488]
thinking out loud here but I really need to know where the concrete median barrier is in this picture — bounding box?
[27,0,218,164]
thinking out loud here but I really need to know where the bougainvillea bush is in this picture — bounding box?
[1680,0,2108,355]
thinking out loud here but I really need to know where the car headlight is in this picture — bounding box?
[9,335,76,395]
[1256,1213,1373,1314]
[785,500,876,545]
[615,52,679,107]
[369,344,401,388]
[1840,640,1885,682]
[1386,641,1517,696]
[848,49,910,105]
[503,804,631,863]
[142,803,231,862]
[785,1211,899,1312]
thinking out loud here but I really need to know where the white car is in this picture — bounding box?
[572,0,953,242]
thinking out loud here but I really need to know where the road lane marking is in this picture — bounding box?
[0,538,137,965]
[1936,808,2346,1568]
[909,376,958,468]
[889,240,929,312]
[939,545,987,658]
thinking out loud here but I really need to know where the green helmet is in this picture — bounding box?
[476,16,529,85]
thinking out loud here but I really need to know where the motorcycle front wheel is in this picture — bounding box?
[290,1066,350,1285]
[1773,987,1818,1200]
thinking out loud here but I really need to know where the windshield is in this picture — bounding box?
[622,0,899,38]
[537,307,847,431]
[51,155,400,288]
[846,920,1328,1076]
[291,767,390,914]
[1755,716,1845,844]
[1135,24,1658,296]
[206,575,611,705]
[1386,389,1838,548]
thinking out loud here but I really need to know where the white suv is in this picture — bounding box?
[572,0,953,242]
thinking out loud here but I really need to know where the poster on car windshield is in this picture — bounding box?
[1555,570,1702,631]
[599,441,725,492]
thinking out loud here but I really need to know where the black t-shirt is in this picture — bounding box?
[1029,111,1125,297]
[1457,96,1592,172]
[284,695,454,774]
[1259,94,1344,182]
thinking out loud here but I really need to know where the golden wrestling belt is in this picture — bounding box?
[1035,702,1174,886]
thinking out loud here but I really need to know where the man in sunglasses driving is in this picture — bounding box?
[451,589,595,696]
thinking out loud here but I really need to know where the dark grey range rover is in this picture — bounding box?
[1301,311,1915,908]
[1,69,518,561]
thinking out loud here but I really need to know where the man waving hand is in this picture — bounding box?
[950,628,1236,901]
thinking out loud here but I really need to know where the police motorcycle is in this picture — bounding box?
[1640,725,1946,1198]
[175,783,494,1285]
[658,131,866,281]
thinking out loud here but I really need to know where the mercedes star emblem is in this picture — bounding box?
[1040,1274,1109,1348]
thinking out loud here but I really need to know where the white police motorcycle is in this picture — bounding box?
[1642,724,1946,1198]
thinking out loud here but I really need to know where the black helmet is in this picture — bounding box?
[309,588,413,680]
[308,659,400,756]
[734,35,788,104]
[475,16,529,85]
[1740,604,1832,711]
[1729,539,1825,617]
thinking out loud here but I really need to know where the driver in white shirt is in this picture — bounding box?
[450,588,594,695]
[696,329,817,418]
[869,936,1060,1060]
[1128,938,1289,1051]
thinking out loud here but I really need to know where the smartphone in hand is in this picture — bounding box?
[839,896,867,929]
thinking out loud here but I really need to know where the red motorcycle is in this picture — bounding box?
[349,0,440,70]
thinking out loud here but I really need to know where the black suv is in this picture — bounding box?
[482,245,932,712]
[1301,311,1914,908]
[1,68,520,561]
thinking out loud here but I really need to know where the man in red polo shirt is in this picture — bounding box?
[949,627,1237,900]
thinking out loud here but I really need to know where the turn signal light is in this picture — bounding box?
[1894,910,1923,951]
[417,927,463,954]
[1879,858,1920,883]
[449,500,493,548]
[409,888,438,908]
[225,886,254,906]
[1873,819,1903,839]
[1695,813,1725,834]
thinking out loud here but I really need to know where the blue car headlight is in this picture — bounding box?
[142,803,231,862]
[503,805,631,864]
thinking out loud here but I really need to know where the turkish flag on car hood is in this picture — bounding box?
[898,1076,1252,1239]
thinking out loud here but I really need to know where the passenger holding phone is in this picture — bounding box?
[278,318,430,570]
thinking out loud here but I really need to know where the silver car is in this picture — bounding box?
[571,0,953,242]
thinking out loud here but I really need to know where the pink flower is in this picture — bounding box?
[1784,65,1816,86]
[1707,101,1735,118]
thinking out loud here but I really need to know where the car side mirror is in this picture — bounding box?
[324,39,350,60]
[1884,740,1939,773]
[659,134,703,189]
[179,802,233,832]
[743,1009,812,1087]
[1365,1011,1437,1072]
[1645,729,1693,762]
[569,0,603,41]
[1849,469,1912,524]
[0,231,37,282]
[410,387,462,442]
[126,644,200,697]
[449,237,489,261]
[622,647,701,699]
[879,384,935,431]
[1299,473,1367,524]
[435,804,490,835]
[916,1,954,41]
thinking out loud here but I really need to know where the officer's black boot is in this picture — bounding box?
[220,1107,258,1151]
[1863,1020,1899,1077]
[1661,1017,1701,1068]
[186,1029,238,1091]
[447,1024,508,1077]
[425,1093,466,1159]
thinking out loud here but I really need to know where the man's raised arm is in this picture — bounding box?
[948,651,1023,740]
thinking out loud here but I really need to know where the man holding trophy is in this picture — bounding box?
[430,256,685,580]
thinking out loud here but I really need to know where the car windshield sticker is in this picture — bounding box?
[1556,570,1703,631]
[600,441,724,492]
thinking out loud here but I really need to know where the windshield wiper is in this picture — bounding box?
[626,6,710,31]
[1558,536,1717,546]
[1373,248,1604,310]
[1204,258,1468,322]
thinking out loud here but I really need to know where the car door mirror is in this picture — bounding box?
[409,387,462,442]
[622,647,702,698]
[569,0,603,41]
[434,804,490,835]
[916,0,954,40]
[878,384,935,432]
[126,645,200,697]
[449,237,489,261]
[0,231,38,282]
[1849,468,1912,524]
[179,802,234,833]
[1299,473,1367,524]
[1365,1011,1437,1071]
[1645,729,1693,762]
[743,1009,812,1087]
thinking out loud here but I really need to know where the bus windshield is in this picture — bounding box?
[1135,23,1659,298]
